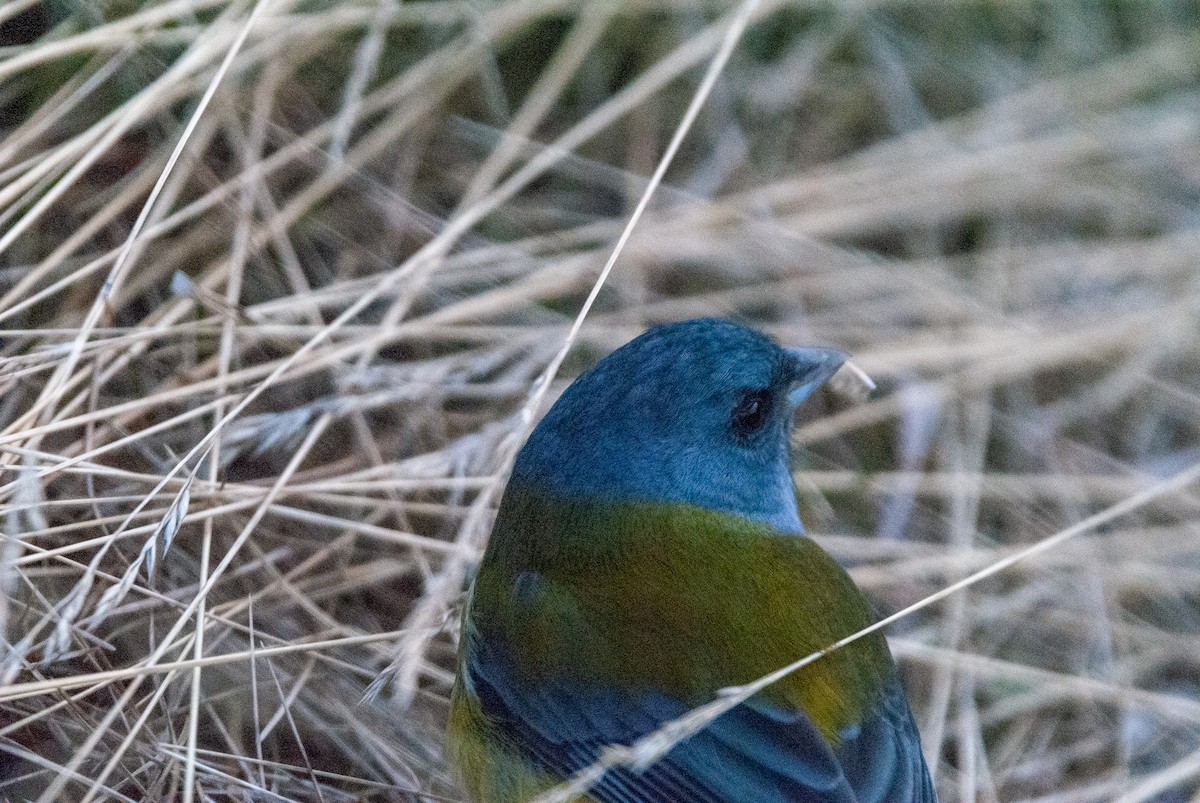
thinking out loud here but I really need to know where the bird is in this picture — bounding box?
[448,318,936,802]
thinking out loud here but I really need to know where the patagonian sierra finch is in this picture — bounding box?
[449,318,936,802]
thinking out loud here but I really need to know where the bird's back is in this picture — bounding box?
[449,487,936,802]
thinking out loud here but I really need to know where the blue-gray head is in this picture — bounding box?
[512,318,846,533]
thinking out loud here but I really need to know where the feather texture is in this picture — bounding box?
[449,489,934,802]
[447,319,935,802]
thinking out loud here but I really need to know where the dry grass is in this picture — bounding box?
[3,1,1200,800]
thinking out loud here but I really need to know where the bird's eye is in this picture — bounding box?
[731,389,773,437]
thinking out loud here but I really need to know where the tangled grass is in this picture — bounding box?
[2,1,1200,800]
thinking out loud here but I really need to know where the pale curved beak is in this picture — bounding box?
[786,347,847,408]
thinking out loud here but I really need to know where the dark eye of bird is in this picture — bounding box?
[731,388,773,437]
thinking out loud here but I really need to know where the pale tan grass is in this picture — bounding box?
[3,1,1200,800]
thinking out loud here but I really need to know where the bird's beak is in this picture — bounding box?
[786,347,847,409]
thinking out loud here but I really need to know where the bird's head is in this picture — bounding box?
[511,318,846,533]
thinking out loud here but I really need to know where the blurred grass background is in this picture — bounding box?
[3,0,1200,800]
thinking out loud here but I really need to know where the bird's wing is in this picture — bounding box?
[466,637,859,803]
[835,673,938,803]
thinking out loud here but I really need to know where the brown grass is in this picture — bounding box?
[2,1,1200,800]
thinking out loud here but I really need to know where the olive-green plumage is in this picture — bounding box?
[474,487,890,734]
